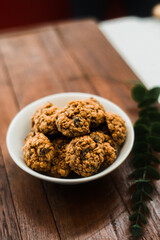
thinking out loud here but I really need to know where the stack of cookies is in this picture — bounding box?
[23,98,127,178]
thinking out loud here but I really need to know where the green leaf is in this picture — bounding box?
[134,117,149,126]
[151,122,160,136]
[131,153,160,167]
[147,136,160,152]
[143,182,154,194]
[148,112,160,122]
[136,182,145,190]
[135,135,147,141]
[132,141,149,154]
[146,166,160,179]
[142,190,152,200]
[130,211,147,224]
[131,201,142,211]
[131,156,146,168]
[139,212,147,224]
[130,224,142,238]
[131,84,146,102]
[138,98,158,108]
[131,168,145,179]
[141,203,150,215]
[136,182,154,194]
[129,212,139,221]
[142,152,160,164]
[134,124,150,138]
[148,87,160,100]
[132,189,142,202]
[138,86,160,108]
[139,107,158,117]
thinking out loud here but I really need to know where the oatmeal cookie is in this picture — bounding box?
[90,131,118,167]
[104,134,119,151]
[102,142,117,168]
[84,98,105,127]
[50,137,70,177]
[56,100,91,137]
[105,112,127,145]
[90,131,106,144]
[23,131,54,172]
[56,98,105,137]
[65,136,104,177]
[31,102,59,135]
[90,130,118,150]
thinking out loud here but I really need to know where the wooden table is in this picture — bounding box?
[0,20,159,240]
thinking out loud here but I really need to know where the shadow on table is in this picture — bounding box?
[44,174,123,239]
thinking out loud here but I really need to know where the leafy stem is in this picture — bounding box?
[130,84,160,239]
[135,170,146,225]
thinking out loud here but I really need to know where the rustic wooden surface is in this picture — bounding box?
[0,19,160,240]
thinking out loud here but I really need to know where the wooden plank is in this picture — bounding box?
[56,20,160,239]
[0,52,60,240]
[55,20,138,84]
[0,147,21,240]
[0,29,131,240]
[0,24,53,39]
[0,19,92,40]
[44,177,128,240]
[0,34,66,106]
[87,222,118,240]
[37,30,95,94]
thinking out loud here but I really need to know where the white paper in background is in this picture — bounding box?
[99,17,160,89]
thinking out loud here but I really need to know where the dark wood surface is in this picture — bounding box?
[0,19,159,240]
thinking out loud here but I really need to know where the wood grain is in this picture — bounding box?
[0,19,159,240]
[0,147,21,240]
[0,49,60,240]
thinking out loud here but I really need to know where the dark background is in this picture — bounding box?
[0,0,159,30]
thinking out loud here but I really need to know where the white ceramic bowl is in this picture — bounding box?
[6,92,134,184]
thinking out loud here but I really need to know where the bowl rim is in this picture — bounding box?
[6,92,134,184]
